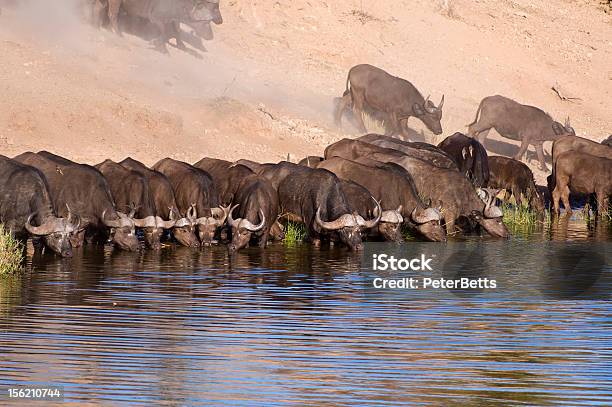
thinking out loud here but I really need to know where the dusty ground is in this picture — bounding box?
[0,0,610,184]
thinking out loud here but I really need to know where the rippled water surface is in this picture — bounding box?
[1,220,611,406]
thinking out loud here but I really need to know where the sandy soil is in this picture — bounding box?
[0,0,610,184]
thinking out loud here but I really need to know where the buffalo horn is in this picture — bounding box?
[156,216,176,229]
[212,205,230,225]
[380,205,403,224]
[241,210,266,232]
[25,213,59,236]
[133,216,157,228]
[227,204,240,227]
[315,207,358,230]
[358,197,382,229]
[411,207,441,224]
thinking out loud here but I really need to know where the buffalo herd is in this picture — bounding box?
[1,59,610,257]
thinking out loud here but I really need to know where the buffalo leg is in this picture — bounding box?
[93,0,106,29]
[514,139,530,162]
[350,90,368,133]
[150,20,170,53]
[385,112,401,137]
[107,0,122,36]
[334,94,352,128]
[170,21,187,51]
[560,185,572,216]
[258,233,269,248]
[596,190,608,217]
[535,143,548,171]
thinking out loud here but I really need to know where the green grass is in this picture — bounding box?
[0,225,24,277]
[502,201,549,236]
[283,221,306,245]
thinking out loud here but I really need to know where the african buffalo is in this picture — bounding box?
[153,158,227,245]
[358,133,457,170]
[226,175,278,251]
[277,165,380,250]
[120,157,200,247]
[14,152,140,251]
[488,156,545,211]
[96,159,175,250]
[467,95,575,170]
[99,0,222,52]
[194,158,253,204]
[325,139,508,237]
[317,157,445,241]
[438,132,490,186]
[258,161,302,191]
[335,64,444,137]
[552,151,611,216]
[0,155,78,257]
[194,157,280,250]
[552,135,612,165]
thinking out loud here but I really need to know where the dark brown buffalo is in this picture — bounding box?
[335,64,444,137]
[99,0,221,53]
[298,156,324,168]
[152,158,227,245]
[226,175,278,251]
[358,133,457,170]
[96,159,175,250]
[194,157,281,249]
[0,155,78,257]
[488,156,544,211]
[193,158,253,204]
[325,139,508,237]
[438,132,490,187]
[602,135,612,147]
[552,151,611,216]
[467,95,575,170]
[317,157,445,242]
[14,152,140,251]
[277,165,380,250]
[258,161,301,191]
[119,157,200,247]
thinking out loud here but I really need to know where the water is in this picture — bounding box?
[1,220,611,406]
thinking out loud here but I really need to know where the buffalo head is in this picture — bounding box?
[172,208,201,248]
[374,205,404,242]
[412,95,444,135]
[133,214,176,250]
[227,205,266,252]
[410,206,446,242]
[102,210,140,251]
[472,189,509,238]
[25,205,80,257]
[552,116,575,137]
[315,198,381,251]
[186,204,229,245]
[191,0,223,25]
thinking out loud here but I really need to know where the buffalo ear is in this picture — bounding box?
[552,122,564,135]
[412,103,424,116]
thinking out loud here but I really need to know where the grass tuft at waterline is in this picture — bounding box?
[0,225,24,276]
[283,221,306,244]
